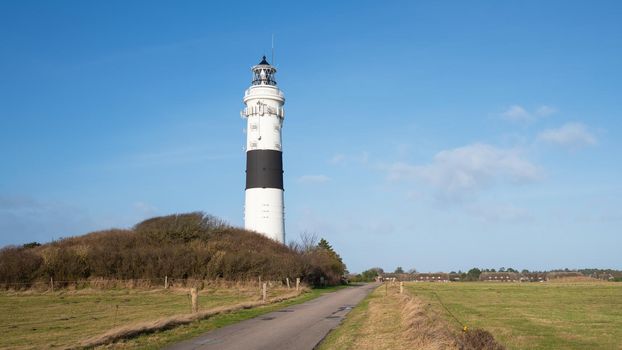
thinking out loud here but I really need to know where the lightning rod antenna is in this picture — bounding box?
[271,34,275,66]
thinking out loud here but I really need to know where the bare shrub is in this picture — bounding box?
[0,246,42,286]
[0,213,344,289]
[457,329,506,350]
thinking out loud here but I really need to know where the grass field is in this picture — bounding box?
[318,284,406,350]
[320,281,622,350]
[0,284,327,349]
[409,281,622,350]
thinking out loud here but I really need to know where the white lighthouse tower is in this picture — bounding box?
[241,56,286,243]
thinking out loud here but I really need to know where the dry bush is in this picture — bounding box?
[457,329,506,350]
[0,212,343,289]
[0,246,43,286]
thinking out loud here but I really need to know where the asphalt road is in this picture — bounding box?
[165,283,378,350]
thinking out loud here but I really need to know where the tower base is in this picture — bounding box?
[244,188,285,243]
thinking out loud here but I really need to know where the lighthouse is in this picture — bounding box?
[241,56,286,243]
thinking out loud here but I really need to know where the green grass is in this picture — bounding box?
[0,286,344,349]
[317,290,372,349]
[407,282,622,350]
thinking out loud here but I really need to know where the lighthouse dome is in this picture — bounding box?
[258,55,270,65]
[251,56,277,86]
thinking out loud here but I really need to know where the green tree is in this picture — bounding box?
[466,268,482,281]
[360,268,380,282]
[394,266,404,274]
[22,242,41,249]
[317,238,344,266]
[317,238,333,252]
[316,238,346,282]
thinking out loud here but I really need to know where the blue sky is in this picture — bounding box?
[1,1,621,273]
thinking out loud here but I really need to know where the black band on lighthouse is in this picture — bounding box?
[246,150,284,190]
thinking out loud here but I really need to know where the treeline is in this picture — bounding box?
[349,267,384,282]
[457,267,622,281]
[0,213,346,288]
[351,266,622,282]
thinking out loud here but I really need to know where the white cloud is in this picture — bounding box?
[329,152,369,165]
[466,203,532,223]
[133,201,158,217]
[538,122,596,148]
[329,154,346,165]
[0,195,96,245]
[500,105,556,123]
[501,105,532,122]
[297,175,331,184]
[387,143,541,198]
[535,105,557,117]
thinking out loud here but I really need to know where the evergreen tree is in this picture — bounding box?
[317,238,346,279]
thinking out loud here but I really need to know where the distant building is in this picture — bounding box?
[379,273,410,281]
[448,273,462,282]
[521,272,547,282]
[545,271,583,280]
[479,272,519,282]
[412,273,450,282]
[590,272,616,281]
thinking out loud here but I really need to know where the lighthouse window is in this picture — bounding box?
[275,143,281,150]
[250,124,258,131]
[250,142,257,149]
[274,125,280,132]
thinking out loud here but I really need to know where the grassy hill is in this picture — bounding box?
[0,212,345,288]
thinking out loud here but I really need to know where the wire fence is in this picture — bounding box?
[430,291,468,332]
[0,276,301,291]
[0,277,303,332]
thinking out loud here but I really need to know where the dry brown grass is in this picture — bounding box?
[457,329,506,350]
[400,291,505,350]
[546,276,603,283]
[79,289,305,348]
[320,283,505,350]
[400,293,459,349]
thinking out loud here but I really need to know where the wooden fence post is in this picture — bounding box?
[296,278,300,291]
[190,288,198,313]
[262,282,267,301]
[259,276,262,290]
[165,276,168,289]
[50,277,54,292]
[400,282,404,294]
[286,277,290,289]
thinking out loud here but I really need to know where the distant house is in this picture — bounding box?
[545,271,583,280]
[411,273,450,282]
[479,272,519,282]
[520,272,547,282]
[377,272,452,282]
[379,273,410,282]
[448,273,462,282]
[591,272,615,281]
